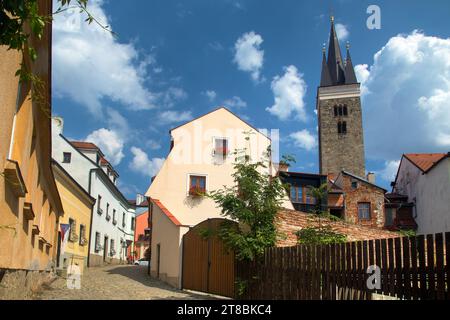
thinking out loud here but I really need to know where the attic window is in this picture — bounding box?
[214,138,229,158]
[351,181,358,189]
[63,152,71,163]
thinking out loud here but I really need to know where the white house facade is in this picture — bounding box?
[145,107,284,288]
[392,153,450,235]
[52,118,136,266]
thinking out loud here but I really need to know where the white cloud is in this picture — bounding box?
[335,23,349,41]
[158,110,193,124]
[377,160,400,182]
[203,90,217,101]
[233,31,264,82]
[266,65,307,121]
[86,128,125,166]
[223,96,247,109]
[160,87,188,108]
[289,130,317,151]
[52,0,156,113]
[356,31,450,161]
[129,147,165,177]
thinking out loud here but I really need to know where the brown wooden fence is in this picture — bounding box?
[235,232,450,300]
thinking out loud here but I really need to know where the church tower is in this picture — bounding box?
[317,17,365,177]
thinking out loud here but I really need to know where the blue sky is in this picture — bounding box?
[52,0,450,197]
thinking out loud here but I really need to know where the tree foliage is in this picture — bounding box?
[208,138,286,262]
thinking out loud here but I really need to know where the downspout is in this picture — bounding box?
[86,168,97,267]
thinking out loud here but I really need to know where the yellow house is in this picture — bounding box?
[52,161,95,274]
[0,0,64,298]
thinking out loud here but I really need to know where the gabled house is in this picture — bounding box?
[327,171,386,228]
[146,107,272,287]
[52,117,136,267]
[391,153,450,235]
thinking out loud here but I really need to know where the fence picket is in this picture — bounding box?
[435,233,445,300]
[402,237,411,300]
[410,236,419,300]
[426,234,436,300]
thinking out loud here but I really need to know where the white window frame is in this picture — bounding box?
[186,173,208,196]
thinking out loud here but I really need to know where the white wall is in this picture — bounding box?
[395,157,450,235]
[52,118,135,262]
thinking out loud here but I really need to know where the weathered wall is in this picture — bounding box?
[341,175,385,228]
[276,210,398,247]
[0,269,56,300]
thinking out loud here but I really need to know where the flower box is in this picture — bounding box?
[189,186,206,197]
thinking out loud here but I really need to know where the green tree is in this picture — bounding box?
[208,138,286,262]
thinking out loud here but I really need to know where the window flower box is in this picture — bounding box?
[189,186,206,197]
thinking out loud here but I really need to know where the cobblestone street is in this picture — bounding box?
[36,265,212,300]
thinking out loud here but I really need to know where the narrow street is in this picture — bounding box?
[36,265,212,300]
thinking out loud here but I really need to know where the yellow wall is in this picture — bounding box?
[53,165,94,274]
[0,0,64,271]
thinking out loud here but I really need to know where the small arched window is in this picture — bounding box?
[334,106,338,117]
[338,106,343,116]
[337,122,342,134]
[343,106,348,116]
[342,121,347,134]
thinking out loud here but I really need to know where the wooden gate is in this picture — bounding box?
[182,219,235,298]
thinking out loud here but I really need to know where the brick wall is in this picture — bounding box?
[341,175,385,228]
[276,209,398,247]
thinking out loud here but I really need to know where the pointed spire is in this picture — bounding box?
[344,42,358,84]
[326,16,345,85]
[320,44,332,87]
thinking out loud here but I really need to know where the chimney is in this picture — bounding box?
[277,163,289,173]
[367,172,375,184]
[51,117,64,135]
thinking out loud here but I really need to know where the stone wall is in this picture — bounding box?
[341,174,385,228]
[318,96,365,177]
[0,268,56,300]
[276,209,398,247]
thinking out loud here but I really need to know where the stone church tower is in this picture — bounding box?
[317,17,365,177]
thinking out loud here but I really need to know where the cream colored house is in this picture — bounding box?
[146,107,277,288]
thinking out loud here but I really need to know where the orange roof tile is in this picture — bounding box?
[404,153,448,173]
[151,198,182,226]
[71,141,99,150]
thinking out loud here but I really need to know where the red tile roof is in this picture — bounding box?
[71,141,99,150]
[404,153,448,173]
[100,157,109,166]
[150,198,182,226]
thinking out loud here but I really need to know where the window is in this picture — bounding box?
[68,218,77,242]
[112,209,117,224]
[131,217,135,231]
[305,187,317,205]
[338,106,343,116]
[343,106,348,116]
[214,138,229,158]
[97,195,102,214]
[95,232,101,251]
[63,152,71,163]
[290,186,304,203]
[122,212,126,227]
[189,175,206,195]
[351,181,358,189]
[334,106,338,117]
[358,203,371,220]
[338,121,347,135]
[79,225,86,245]
[110,239,115,255]
[106,203,110,216]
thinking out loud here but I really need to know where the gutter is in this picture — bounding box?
[86,168,96,267]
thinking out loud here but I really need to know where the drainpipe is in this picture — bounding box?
[86,168,97,267]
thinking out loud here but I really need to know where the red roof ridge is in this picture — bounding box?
[150,198,182,226]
